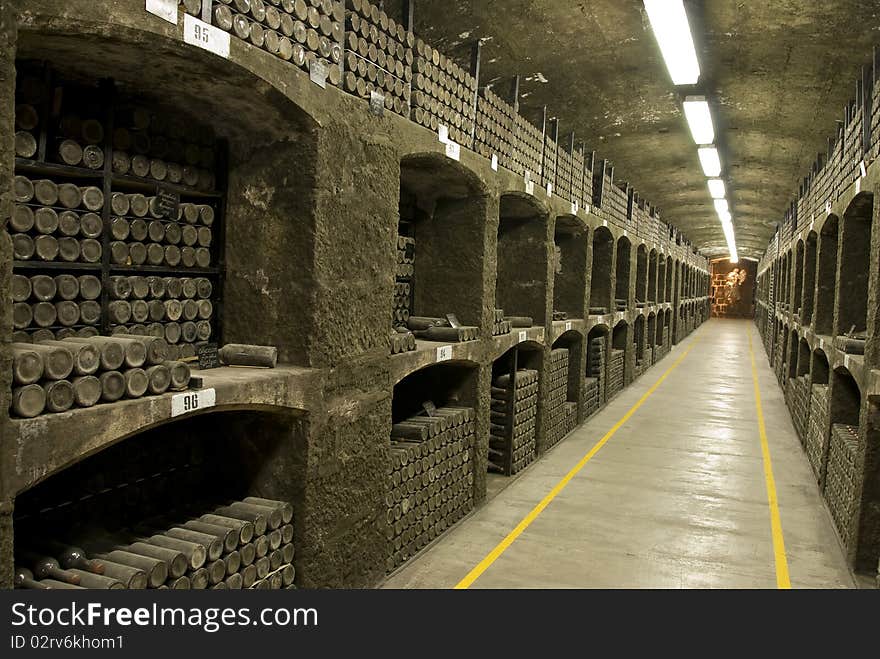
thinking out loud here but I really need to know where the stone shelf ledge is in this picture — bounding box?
[2,365,323,498]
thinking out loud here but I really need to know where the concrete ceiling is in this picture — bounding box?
[396,0,880,259]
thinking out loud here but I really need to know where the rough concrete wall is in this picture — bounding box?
[0,0,15,591]
[302,364,392,587]
[496,218,550,324]
[415,194,491,329]
[553,231,588,318]
[309,113,400,368]
[225,138,319,367]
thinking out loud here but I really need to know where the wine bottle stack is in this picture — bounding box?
[14,497,296,590]
[492,309,511,337]
[11,273,102,340]
[106,275,214,358]
[111,105,216,192]
[343,0,412,117]
[512,114,544,181]
[406,317,479,342]
[411,39,476,148]
[387,406,475,571]
[542,133,558,191]
[108,195,214,269]
[805,384,830,481]
[395,235,414,281]
[474,87,516,169]
[786,373,811,442]
[607,348,625,400]
[824,424,861,551]
[488,369,538,476]
[10,334,192,418]
[583,376,600,419]
[587,335,606,406]
[614,298,627,312]
[552,311,568,322]
[13,76,43,159]
[211,0,344,87]
[660,325,670,357]
[555,140,574,205]
[545,348,571,449]
[11,176,104,263]
[873,80,880,162]
[571,145,589,211]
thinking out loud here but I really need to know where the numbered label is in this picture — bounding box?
[491,154,499,171]
[146,0,177,23]
[183,14,229,58]
[856,177,861,195]
[183,14,230,58]
[525,180,535,196]
[518,330,527,343]
[436,345,453,362]
[309,59,329,88]
[438,125,449,144]
[546,183,553,197]
[565,322,572,331]
[445,140,461,162]
[602,219,607,227]
[171,388,216,418]
[571,201,578,215]
[826,201,832,215]
[860,160,867,178]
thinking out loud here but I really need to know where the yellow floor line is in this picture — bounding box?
[747,331,792,589]
[455,332,702,589]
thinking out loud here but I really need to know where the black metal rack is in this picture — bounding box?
[12,61,228,347]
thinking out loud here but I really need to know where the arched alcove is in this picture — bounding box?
[496,193,550,326]
[586,324,610,413]
[548,331,584,449]
[553,217,588,320]
[615,236,631,311]
[489,345,543,477]
[814,216,839,335]
[648,249,658,304]
[14,409,307,589]
[635,244,648,305]
[609,320,628,396]
[589,226,614,314]
[793,240,805,316]
[802,231,818,325]
[835,193,873,337]
[402,154,490,330]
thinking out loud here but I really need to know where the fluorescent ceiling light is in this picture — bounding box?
[698,147,722,177]
[683,97,715,145]
[714,198,729,215]
[708,179,726,199]
[644,0,701,85]
[721,220,738,263]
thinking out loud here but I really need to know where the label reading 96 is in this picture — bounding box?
[171,388,216,418]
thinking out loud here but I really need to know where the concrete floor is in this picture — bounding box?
[383,319,855,589]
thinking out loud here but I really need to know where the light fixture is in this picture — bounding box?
[644,0,701,85]
[714,198,729,215]
[708,179,726,199]
[721,218,738,263]
[683,96,715,145]
[698,147,722,177]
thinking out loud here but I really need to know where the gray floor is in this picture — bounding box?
[382,319,855,589]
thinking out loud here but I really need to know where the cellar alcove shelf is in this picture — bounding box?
[0,1,710,590]
[756,152,880,575]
